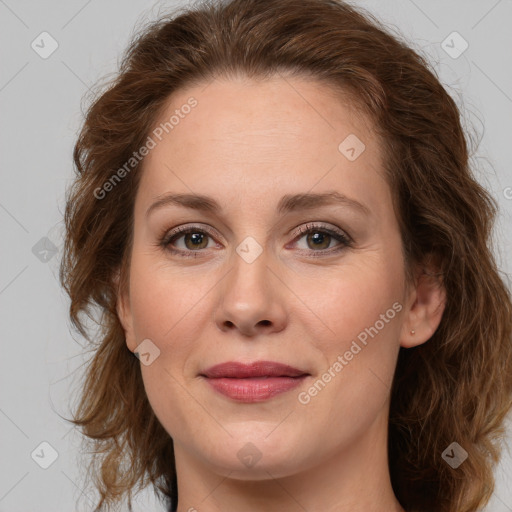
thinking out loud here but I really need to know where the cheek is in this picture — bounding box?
[291,280,403,455]
[291,252,404,347]
[126,255,215,438]
[293,253,404,407]
[128,251,217,344]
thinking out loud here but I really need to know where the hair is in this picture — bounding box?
[59,0,512,511]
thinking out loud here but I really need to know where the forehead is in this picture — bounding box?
[135,76,390,218]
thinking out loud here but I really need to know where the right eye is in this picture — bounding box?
[160,225,219,257]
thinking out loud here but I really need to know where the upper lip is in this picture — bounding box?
[200,361,310,378]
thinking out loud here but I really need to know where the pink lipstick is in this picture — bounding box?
[200,361,310,402]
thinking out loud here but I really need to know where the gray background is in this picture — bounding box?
[1,0,511,510]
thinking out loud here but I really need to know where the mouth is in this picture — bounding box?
[200,360,309,378]
[199,361,311,402]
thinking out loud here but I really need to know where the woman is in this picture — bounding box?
[59,0,512,511]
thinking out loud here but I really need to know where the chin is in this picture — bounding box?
[191,431,315,479]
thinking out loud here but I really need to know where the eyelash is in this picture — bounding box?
[159,222,352,259]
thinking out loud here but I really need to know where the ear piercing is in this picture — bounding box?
[410,329,415,334]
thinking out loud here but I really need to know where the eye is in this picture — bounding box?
[159,222,352,258]
[160,225,219,257]
[289,222,352,256]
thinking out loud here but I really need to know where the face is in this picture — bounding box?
[117,75,440,480]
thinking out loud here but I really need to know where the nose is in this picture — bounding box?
[214,249,288,337]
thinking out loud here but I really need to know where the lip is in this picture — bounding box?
[201,361,309,378]
[199,361,310,403]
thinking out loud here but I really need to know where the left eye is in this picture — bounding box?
[290,223,351,253]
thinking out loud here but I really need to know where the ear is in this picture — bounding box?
[399,255,446,349]
[113,267,137,352]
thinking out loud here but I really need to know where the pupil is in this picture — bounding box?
[186,233,206,249]
[308,232,330,249]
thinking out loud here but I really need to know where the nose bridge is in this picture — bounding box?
[226,239,273,309]
[214,237,287,336]
[224,205,273,293]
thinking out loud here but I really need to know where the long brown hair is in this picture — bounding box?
[59,0,512,510]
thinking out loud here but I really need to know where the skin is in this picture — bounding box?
[116,75,446,512]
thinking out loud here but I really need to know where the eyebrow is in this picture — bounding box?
[145,191,371,219]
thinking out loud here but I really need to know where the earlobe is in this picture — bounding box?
[400,260,446,349]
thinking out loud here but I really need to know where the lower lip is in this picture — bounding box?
[203,376,308,402]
